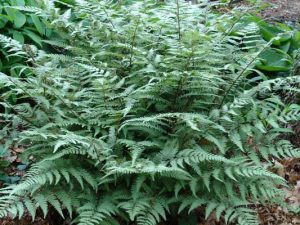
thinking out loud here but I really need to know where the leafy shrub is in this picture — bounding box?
[0,0,69,77]
[0,0,300,225]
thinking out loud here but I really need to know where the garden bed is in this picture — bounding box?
[0,0,299,225]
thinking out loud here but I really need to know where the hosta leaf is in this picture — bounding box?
[13,11,26,28]
[31,15,45,35]
[12,30,24,43]
[256,48,293,72]
[23,29,42,46]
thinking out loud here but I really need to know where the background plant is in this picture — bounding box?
[0,0,60,76]
[0,1,299,225]
[230,14,300,76]
[0,0,72,184]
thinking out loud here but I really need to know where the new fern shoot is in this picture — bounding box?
[0,0,299,225]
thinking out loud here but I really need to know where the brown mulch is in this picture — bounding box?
[258,204,300,225]
[0,210,68,225]
[257,159,300,225]
[260,0,300,23]
[0,217,51,225]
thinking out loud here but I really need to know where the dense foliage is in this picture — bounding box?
[0,0,299,225]
[0,0,60,77]
[0,0,70,183]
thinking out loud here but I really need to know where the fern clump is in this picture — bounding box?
[0,0,299,225]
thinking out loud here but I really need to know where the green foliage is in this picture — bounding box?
[0,0,67,157]
[0,0,299,225]
[0,0,66,77]
[233,14,300,74]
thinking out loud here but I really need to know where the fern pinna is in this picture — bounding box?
[0,0,299,225]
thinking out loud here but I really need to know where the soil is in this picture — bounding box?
[260,0,300,23]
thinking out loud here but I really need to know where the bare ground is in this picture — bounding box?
[260,0,300,23]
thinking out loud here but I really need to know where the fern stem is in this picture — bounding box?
[170,47,194,114]
[176,0,181,41]
[209,13,250,108]
[103,8,115,29]
[218,42,271,109]
[220,13,246,41]
[129,19,140,68]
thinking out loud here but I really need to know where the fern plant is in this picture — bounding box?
[0,0,299,225]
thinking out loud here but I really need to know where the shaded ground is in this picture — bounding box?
[257,159,300,225]
[260,0,300,23]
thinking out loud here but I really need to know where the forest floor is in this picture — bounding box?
[260,0,300,23]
